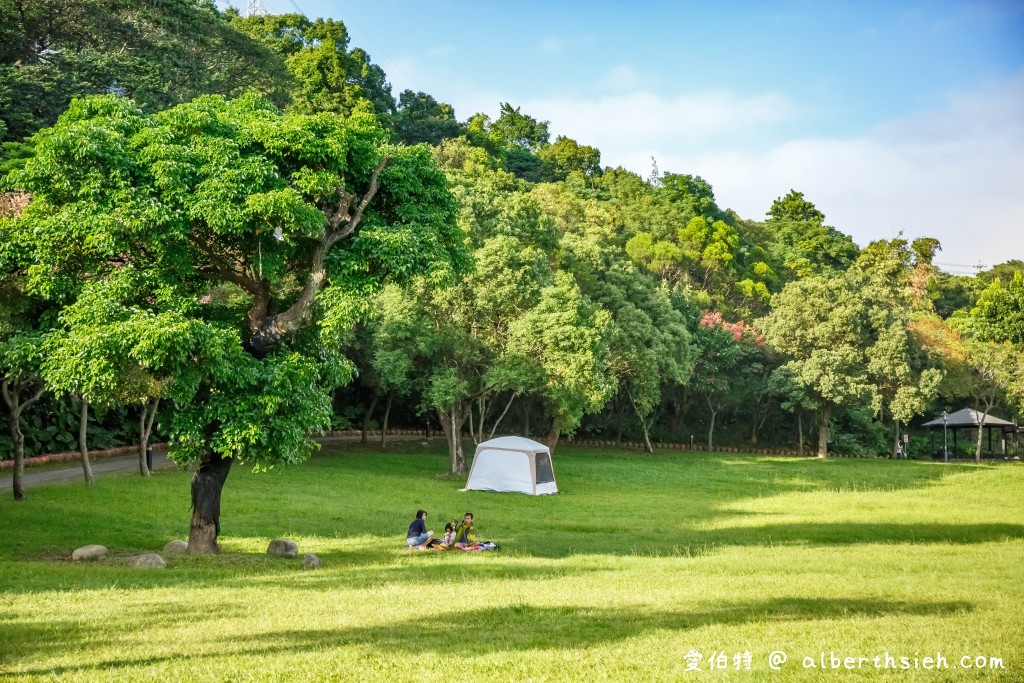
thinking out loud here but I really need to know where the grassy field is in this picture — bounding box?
[1,442,1022,681]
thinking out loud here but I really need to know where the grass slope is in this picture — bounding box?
[1,443,1022,681]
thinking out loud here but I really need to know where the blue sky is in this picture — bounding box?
[224,1,1024,273]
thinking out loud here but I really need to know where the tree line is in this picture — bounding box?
[2,1,1023,551]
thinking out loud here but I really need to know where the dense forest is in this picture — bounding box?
[3,0,1023,503]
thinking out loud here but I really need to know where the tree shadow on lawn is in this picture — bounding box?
[491,522,1024,560]
[0,548,609,597]
[693,522,1024,548]
[255,598,974,657]
[0,597,974,677]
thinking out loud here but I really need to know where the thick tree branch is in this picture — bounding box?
[23,383,45,411]
[325,155,391,250]
[245,155,392,356]
[191,236,261,296]
[0,378,12,411]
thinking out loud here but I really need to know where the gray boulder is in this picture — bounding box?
[130,553,166,569]
[302,553,322,569]
[163,540,189,554]
[267,539,298,558]
[72,544,107,561]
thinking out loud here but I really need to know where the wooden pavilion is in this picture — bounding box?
[921,408,1018,457]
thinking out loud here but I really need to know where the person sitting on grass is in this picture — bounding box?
[453,512,477,550]
[425,521,457,550]
[406,509,433,550]
[441,521,457,548]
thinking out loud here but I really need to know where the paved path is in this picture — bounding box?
[0,434,430,491]
[0,450,179,491]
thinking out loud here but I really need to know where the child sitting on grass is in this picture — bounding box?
[425,521,457,550]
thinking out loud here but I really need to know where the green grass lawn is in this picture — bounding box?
[1,443,1022,681]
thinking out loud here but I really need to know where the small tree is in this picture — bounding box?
[0,334,46,500]
[1,192,52,500]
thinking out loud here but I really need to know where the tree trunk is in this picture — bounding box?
[974,426,983,463]
[361,393,379,445]
[891,418,901,459]
[707,406,718,451]
[78,399,94,486]
[2,378,44,501]
[139,406,151,477]
[379,393,393,448]
[188,450,233,553]
[476,395,488,444]
[627,391,654,453]
[138,397,159,476]
[797,410,804,457]
[7,406,26,501]
[488,392,516,440]
[544,422,561,452]
[439,406,467,474]
[523,400,530,438]
[817,404,832,458]
[615,402,624,446]
[751,399,769,445]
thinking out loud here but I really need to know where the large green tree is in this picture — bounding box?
[229,13,394,121]
[392,90,463,147]
[764,190,859,279]
[6,94,467,550]
[0,0,289,147]
[758,275,874,457]
[967,270,1024,346]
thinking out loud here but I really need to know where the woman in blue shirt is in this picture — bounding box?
[406,509,434,549]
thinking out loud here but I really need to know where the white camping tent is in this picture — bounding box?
[463,436,558,495]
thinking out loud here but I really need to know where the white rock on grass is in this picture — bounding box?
[71,545,107,561]
[130,553,167,569]
[302,553,322,569]
[163,540,189,554]
[267,539,298,558]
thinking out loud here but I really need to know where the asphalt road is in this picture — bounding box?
[0,450,179,491]
[0,435,428,492]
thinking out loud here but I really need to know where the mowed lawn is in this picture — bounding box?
[1,443,1022,681]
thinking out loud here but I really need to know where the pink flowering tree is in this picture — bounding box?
[691,311,766,449]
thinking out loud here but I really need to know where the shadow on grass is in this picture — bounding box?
[696,522,1024,547]
[0,597,974,677]
[0,548,608,596]
[252,598,974,656]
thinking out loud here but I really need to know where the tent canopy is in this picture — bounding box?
[922,408,1015,428]
[463,436,558,495]
[479,435,548,451]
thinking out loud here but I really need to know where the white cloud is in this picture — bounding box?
[522,90,795,149]
[604,65,642,90]
[538,37,564,53]
[439,68,1024,269]
[516,73,1024,269]
[633,72,1024,268]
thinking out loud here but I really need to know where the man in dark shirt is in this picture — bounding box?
[406,509,433,549]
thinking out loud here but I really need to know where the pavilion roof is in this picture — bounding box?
[921,408,1016,428]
